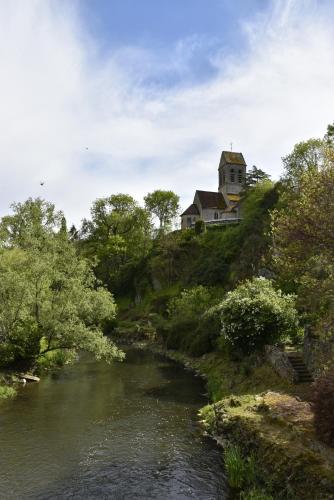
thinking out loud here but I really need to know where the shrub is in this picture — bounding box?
[313,368,334,447]
[165,286,213,352]
[194,219,206,235]
[190,304,223,356]
[220,278,301,355]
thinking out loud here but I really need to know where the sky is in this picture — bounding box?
[1,0,334,224]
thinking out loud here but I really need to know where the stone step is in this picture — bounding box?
[287,352,313,383]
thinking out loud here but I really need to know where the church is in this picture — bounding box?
[181,151,246,229]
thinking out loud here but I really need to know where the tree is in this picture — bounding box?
[220,278,300,354]
[325,122,334,145]
[245,166,271,188]
[0,197,64,249]
[80,194,152,292]
[271,147,334,317]
[0,199,123,367]
[281,138,324,191]
[144,190,180,231]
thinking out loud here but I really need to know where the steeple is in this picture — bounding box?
[218,151,246,204]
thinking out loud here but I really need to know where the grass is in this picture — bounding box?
[0,383,16,401]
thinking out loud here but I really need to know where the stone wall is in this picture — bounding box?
[265,345,298,383]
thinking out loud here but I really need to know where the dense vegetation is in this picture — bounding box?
[1,124,334,487]
[0,199,123,369]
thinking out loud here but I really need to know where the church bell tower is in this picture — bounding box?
[218,151,246,204]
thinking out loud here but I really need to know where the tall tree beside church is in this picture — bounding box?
[144,190,180,231]
[245,166,271,188]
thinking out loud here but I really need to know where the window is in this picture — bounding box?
[238,169,243,183]
[187,217,192,227]
[230,172,235,182]
[214,212,219,219]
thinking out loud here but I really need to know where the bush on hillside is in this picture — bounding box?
[168,286,211,324]
[191,304,223,356]
[195,219,206,235]
[166,286,213,352]
[313,368,334,447]
[220,278,301,355]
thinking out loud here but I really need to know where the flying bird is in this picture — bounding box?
[40,181,44,186]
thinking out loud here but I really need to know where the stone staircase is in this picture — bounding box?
[287,352,313,383]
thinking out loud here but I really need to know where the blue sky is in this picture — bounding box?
[80,0,265,87]
[81,1,263,55]
[0,0,334,224]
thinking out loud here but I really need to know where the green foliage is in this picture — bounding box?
[165,286,214,354]
[168,285,211,320]
[193,304,223,355]
[0,197,65,248]
[80,194,152,293]
[271,145,334,330]
[240,488,273,500]
[325,122,334,145]
[313,368,334,447]
[220,278,301,354]
[193,181,278,287]
[0,383,16,401]
[149,229,198,288]
[245,166,271,188]
[224,444,257,490]
[144,189,180,230]
[0,198,123,367]
[194,219,206,235]
[281,138,325,191]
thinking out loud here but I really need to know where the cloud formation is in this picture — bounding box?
[0,0,334,224]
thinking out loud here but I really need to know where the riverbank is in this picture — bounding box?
[129,339,334,499]
[0,374,17,401]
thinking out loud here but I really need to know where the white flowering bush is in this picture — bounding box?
[220,278,301,354]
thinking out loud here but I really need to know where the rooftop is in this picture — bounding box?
[219,151,246,168]
[181,203,200,216]
[195,190,227,209]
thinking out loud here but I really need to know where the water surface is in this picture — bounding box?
[0,349,227,499]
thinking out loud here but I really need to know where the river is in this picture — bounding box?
[0,349,227,499]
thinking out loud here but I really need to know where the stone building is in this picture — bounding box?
[181,151,246,229]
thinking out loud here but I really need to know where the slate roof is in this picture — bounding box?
[195,190,227,210]
[181,203,200,216]
[219,151,246,167]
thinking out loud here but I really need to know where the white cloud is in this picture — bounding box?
[0,0,333,224]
